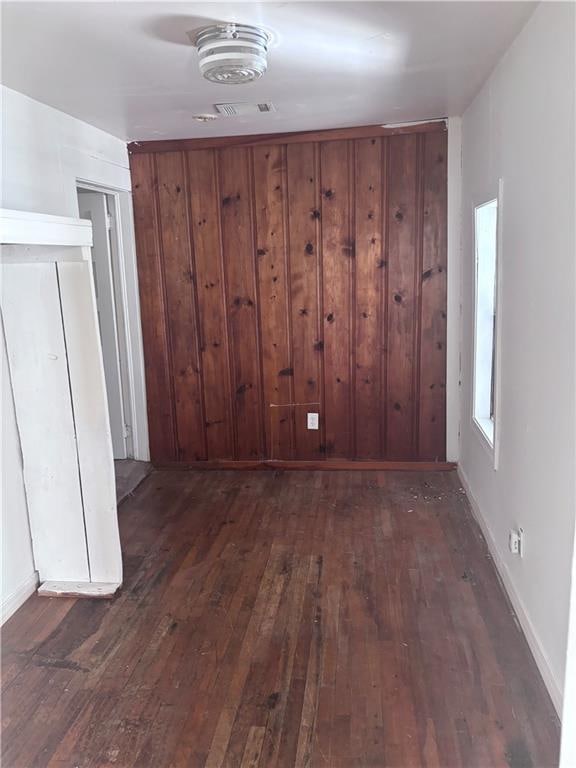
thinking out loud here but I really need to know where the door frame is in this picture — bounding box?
[75,179,150,461]
[78,188,129,458]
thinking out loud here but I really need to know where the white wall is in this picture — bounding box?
[459,2,575,714]
[2,86,130,215]
[0,86,144,618]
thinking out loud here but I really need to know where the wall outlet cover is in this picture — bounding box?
[509,528,524,557]
[307,412,319,430]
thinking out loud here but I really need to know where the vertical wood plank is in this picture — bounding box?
[418,131,448,459]
[187,149,234,459]
[286,142,323,459]
[321,140,352,458]
[252,145,294,459]
[386,134,419,459]
[218,146,264,459]
[131,127,448,465]
[354,137,384,458]
[130,153,176,463]
[155,151,206,461]
[57,260,122,583]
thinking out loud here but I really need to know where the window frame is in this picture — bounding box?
[472,182,503,468]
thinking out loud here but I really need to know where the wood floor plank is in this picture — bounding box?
[240,726,266,768]
[1,470,560,768]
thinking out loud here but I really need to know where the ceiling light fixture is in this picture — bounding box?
[192,23,272,85]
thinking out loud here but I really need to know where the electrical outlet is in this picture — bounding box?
[509,528,524,557]
[307,412,319,430]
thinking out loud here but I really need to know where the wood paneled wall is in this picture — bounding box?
[130,124,447,464]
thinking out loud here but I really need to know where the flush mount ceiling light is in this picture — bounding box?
[192,23,272,85]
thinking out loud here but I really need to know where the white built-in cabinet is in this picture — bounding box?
[1,208,122,597]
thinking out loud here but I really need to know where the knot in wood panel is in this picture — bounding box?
[222,193,241,206]
[232,296,254,308]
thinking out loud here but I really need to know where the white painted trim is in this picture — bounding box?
[472,415,494,451]
[1,571,39,625]
[110,192,149,461]
[38,581,120,598]
[458,466,563,716]
[78,190,128,459]
[446,116,462,462]
[105,193,132,458]
[560,516,576,765]
[492,178,505,472]
[74,183,149,462]
[0,208,93,248]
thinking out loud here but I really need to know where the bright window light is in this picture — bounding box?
[473,198,498,446]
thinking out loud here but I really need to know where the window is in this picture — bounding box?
[473,198,498,446]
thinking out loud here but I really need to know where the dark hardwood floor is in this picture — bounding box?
[114,459,153,505]
[2,470,559,767]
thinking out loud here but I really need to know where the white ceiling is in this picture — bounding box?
[1,1,536,142]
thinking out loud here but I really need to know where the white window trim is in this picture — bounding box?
[473,414,495,452]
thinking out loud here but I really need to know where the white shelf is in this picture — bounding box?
[0,208,93,247]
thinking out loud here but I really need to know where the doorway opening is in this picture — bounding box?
[76,185,151,499]
[77,188,131,459]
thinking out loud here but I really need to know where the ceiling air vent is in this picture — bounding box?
[215,102,276,117]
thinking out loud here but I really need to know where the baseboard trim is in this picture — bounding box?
[1,571,39,625]
[458,467,563,716]
[38,581,121,599]
[154,459,457,472]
